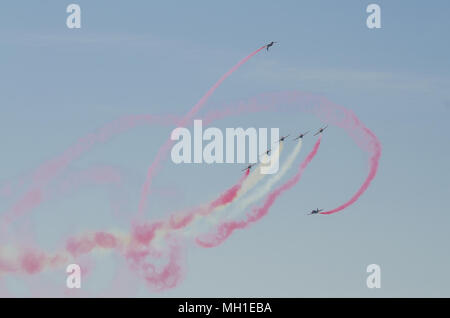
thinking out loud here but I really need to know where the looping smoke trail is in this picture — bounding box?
[0,169,250,288]
[197,91,382,215]
[0,90,380,275]
[197,137,322,248]
[320,126,380,215]
[126,235,185,292]
[0,49,381,295]
[137,46,266,216]
[286,91,381,215]
[1,114,177,228]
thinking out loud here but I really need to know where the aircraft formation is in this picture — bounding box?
[242,125,328,215]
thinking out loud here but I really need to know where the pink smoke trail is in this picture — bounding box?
[64,229,185,292]
[0,166,125,238]
[197,137,322,248]
[0,184,12,198]
[0,169,250,292]
[1,114,177,228]
[137,46,266,216]
[58,170,251,262]
[126,237,185,292]
[169,168,250,230]
[0,89,380,293]
[197,91,382,215]
[1,64,262,228]
[320,126,380,215]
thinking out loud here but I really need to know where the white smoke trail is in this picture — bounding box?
[235,142,284,200]
[179,144,284,236]
[226,139,303,219]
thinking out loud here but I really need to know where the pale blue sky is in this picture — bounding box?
[1,1,449,297]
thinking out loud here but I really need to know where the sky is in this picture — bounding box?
[0,0,450,297]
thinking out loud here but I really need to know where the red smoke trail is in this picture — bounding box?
[169,169,250,230]
[126,237,185,292]
[2,45,264,224]
[1,115,176,227]
[196,91,382,215]
[0,166,125,240]
[290,93,381,216]
[0,169,251,284]
[0,88,380,293]
[65,231,119,258]
[59,170,251,260]
[1,46,265,231]
[30,114,173,188]
[137,46,266,216]
[64,228,184,292]
[211,169,251,209]
[320,126,380,215]
[197,137,322,248]
[2,45,266,230]
[63,229,185,292]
